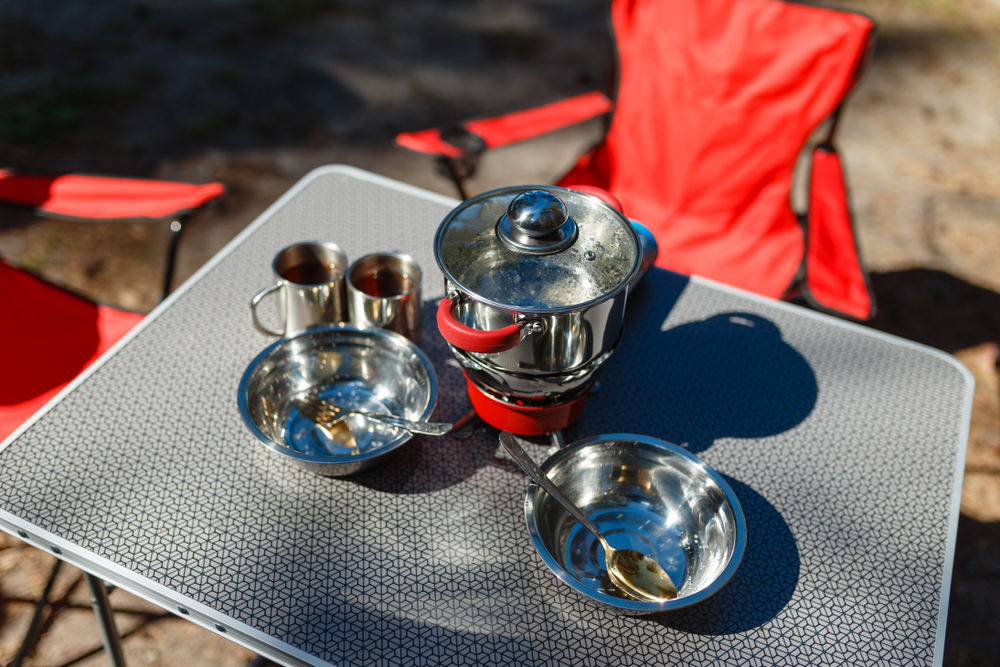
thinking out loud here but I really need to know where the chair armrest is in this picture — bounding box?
[395,91,614,158]
[0,170,225,220]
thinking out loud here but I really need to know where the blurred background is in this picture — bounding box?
[0,0,998,665]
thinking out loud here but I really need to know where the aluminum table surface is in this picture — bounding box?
[0,166,972,667]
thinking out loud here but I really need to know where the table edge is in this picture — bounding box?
[0,508,337,667]
[1,167,974,666]
[690,275,974,667]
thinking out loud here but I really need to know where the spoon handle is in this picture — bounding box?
[362,413,453,436]
[499,432,608,548]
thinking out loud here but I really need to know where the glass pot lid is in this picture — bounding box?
[434,186,640,312]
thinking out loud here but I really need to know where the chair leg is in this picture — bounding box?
[247,656,283,667]
[438,157,471,200]
[434,126,485,200]
[10,559,62,667]
[161,215,188,302]
[83,571,128,667]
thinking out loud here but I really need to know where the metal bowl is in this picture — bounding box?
[525,434,745,614]
[238,325,438,476]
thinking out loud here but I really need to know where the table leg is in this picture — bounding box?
[83,571,128,667]
[10,559,62,667]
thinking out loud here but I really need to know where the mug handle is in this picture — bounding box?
[250,282,286,336]
[437,298,522,354]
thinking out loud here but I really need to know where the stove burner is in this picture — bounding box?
[463,373,590,435]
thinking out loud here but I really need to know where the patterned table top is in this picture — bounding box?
[0,166,972,667]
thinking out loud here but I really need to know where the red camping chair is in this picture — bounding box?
[396,0,876,321]
[0,172,224,443]
[0,172,224,665]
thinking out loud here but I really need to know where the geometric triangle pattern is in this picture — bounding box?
[0,167,970,666]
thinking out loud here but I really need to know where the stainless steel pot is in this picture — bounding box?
[435,186,643,399]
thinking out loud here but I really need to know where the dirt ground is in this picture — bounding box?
[1,0,999,665]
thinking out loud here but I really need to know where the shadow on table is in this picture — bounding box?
[355,272,820,493]
[348,430,508,494]
[263,583,547,666]
[350,298,514,494]
[574,269,818,454]
[651,476,800,633]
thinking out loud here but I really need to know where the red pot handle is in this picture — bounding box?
[565,184,625,216]
[437,298,522,354]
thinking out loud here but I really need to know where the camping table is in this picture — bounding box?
[0,166,972,667]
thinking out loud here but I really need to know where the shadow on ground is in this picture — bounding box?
[945,515,1000,667]
[866,269,1000,353]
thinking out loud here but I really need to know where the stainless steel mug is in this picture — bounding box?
[251,242,348,337]
[347,252,422,342]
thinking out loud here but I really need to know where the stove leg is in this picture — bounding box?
[83,572,128,667]
[549,430,566,449]
[450,408,481,440]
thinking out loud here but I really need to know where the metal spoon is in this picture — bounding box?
[499,432,678,602]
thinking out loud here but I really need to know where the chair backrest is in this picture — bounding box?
[558,0,873,299]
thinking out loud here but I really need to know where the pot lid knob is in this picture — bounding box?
[497,190,578,255]
[508,190,568,237]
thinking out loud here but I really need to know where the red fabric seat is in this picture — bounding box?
[0,259,144,442]
[396,0,876,320]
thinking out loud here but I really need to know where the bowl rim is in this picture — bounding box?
[237,324,438,466]
[523,433,747,612]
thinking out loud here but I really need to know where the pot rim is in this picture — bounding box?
[435,185,641,315]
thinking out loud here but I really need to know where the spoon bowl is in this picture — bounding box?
[605,547,679,602]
